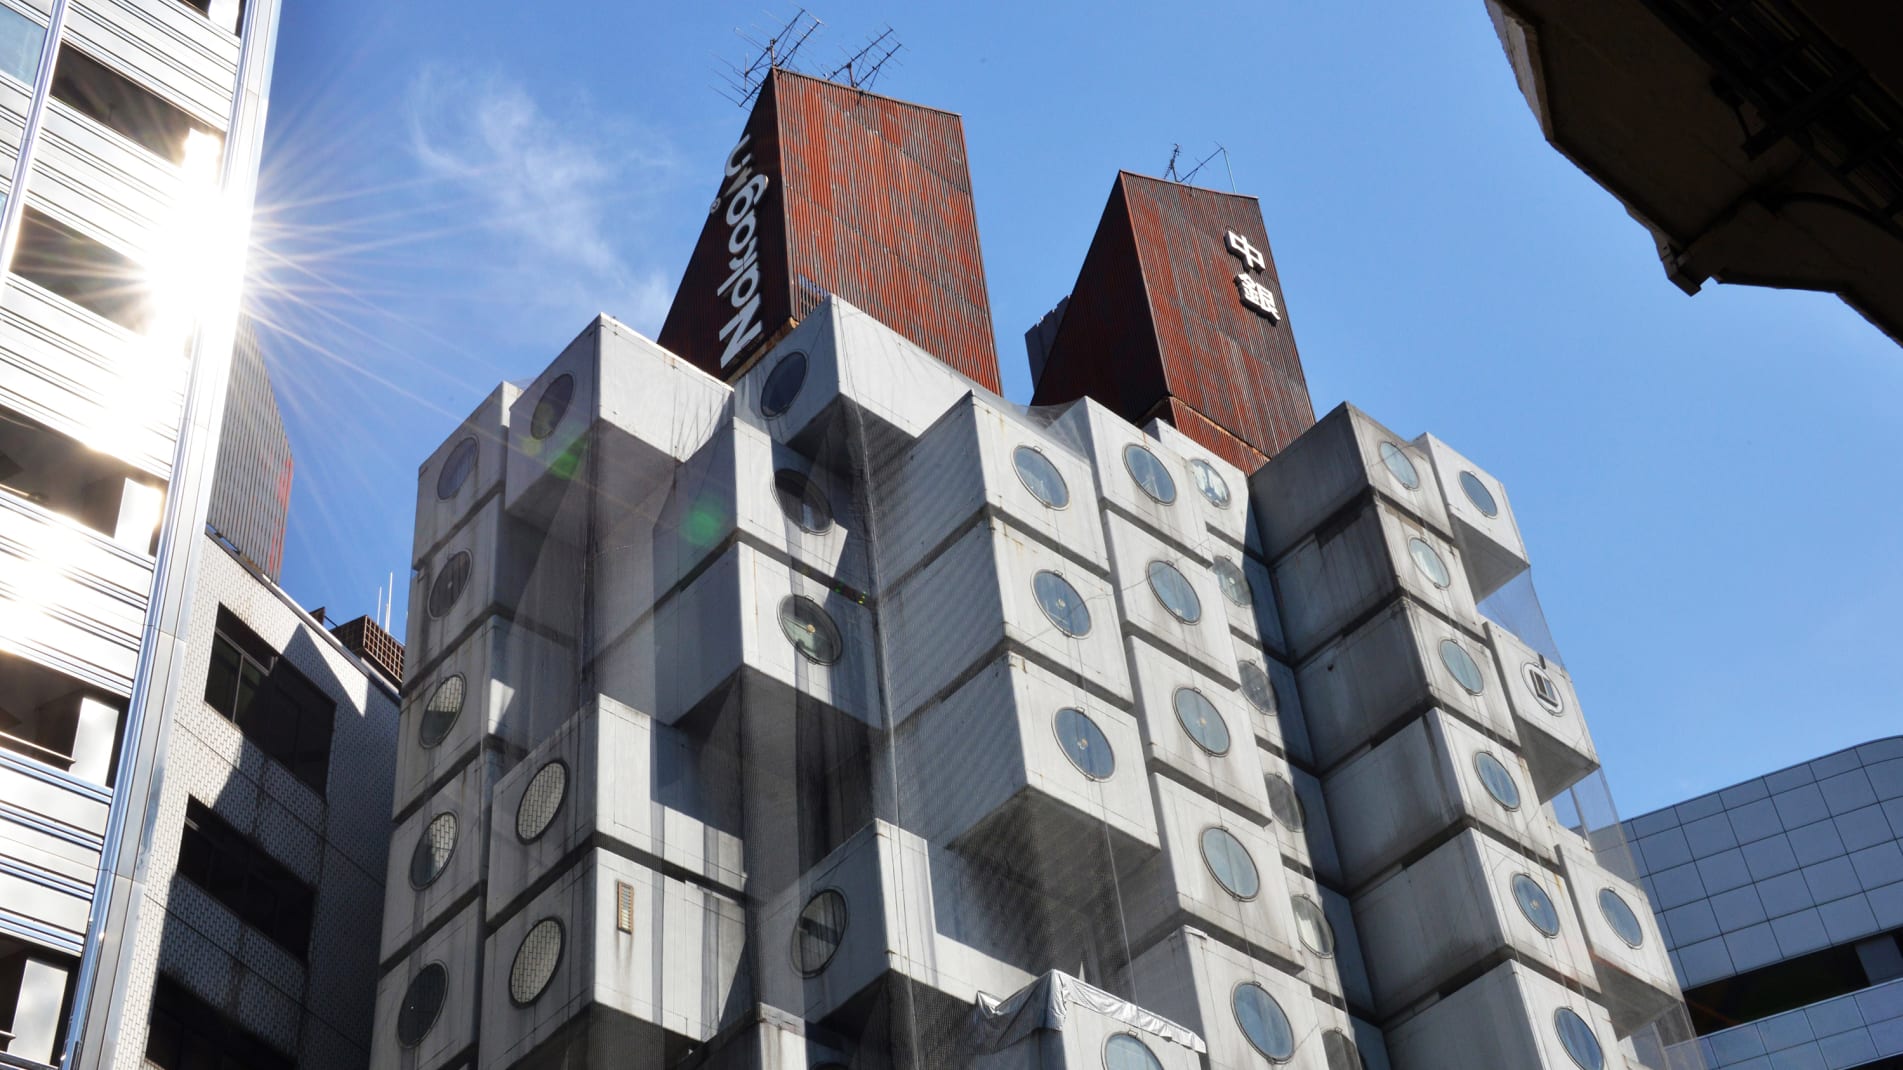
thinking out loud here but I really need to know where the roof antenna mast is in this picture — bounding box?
[1166,143,1235,192]
[827,26,904,91]
[713,8,823,108]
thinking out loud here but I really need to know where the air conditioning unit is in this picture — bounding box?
[1323,709,1558,891]
[1127,633,1271,820]
[1382,960,1619,1070]
[1415,434,1529,600]
[1488,622,1600,800]
[970,971,1204,1070]
[368,899,481,1070]
[413,383,517,565]
[1106,512,1238,686]
[1048,398,1211,560]
[878,392,1109,589]
[1295,599,1516,771]
[1555,839,1681,1036]
[1272,497,1483,661]
[381,754,494,966]
[476,850,746,1070]
[1247,404,1453,562]
[1145,416,1263,562]
[1351,830,1596,1019]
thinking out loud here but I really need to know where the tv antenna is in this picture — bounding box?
[714,8,823,108]
[1164,142,1235,192]
[827,26,903,91]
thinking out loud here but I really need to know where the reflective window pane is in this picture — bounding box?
[1232,983,1294,1060]
[1147,560,1202,623]
[1378,441,1419,489]
[1033,570,1092,637]
[1054,706,1115,780]
[1173,687,1231,755]
[1013,445,1069,509]
[1122,444,1177,504]
[1200,827,1260,899]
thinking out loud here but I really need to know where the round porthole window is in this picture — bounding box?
[1232,982,1295,1061]
[509,918,563,1005]
[1122,443,1178,504]
[529,373,574,440]
[1054,707,1115,780]
[1147,560,1202,623]
[1378,442,1419,489]
[1200,827,1260,899]
[1407,537,1451,589]
[1439,639,1485,695]
[1033,570,1092,638]
[778,596,843,665]
[395,963,447,1048]
[418,674,465,749]
[1554,1008,1604,1070]
[1460,471,1499,518]
[773,470,833,534]
[1188,458,1231,509]
[1240,661,1280,716]
[426,551,472,619]
[1173,688,1231,755]
[792,889,847,976]
[1474,751,1522,811]
[1512,872,1562,937]
[1599,888,1646,948]
[1323,1029,1363,1070]
[515,761,568,843]
[1524,663,1566,714]
[1264,773,1305,831]
[759,351,808,418]
[1292,894,1336,957]
[409,812,457,889]
[1013,445,1070,509]
[436,437,478,500]
[1104,1034,1165,1070]
[1212,557,1254,607]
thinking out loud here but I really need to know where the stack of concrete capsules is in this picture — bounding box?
[1252,408,1685,1069]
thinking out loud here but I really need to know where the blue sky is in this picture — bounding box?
[252,0,1902,817]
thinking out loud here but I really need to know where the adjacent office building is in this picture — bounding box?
[371,71,1700,1070]
[1623,739,1903,1069]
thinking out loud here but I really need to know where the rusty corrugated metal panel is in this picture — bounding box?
[1032,172,1314,466]
[658,70,1000,390]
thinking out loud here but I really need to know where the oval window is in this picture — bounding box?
[1200,827,1260,899]
[1407,537,1451,589]
[1013,445,1070,509]
[759,351,808,418]
[1378,441,1419,489]
[778,596,843,665]
[1460,470,1499,518]
[1599,888,1645,948]
[1055,707,1115,780]
[1323,1029,1363,1070]
[1240,661,1280,716]
[1173,688,1231,756]
[418,674,465,749]
[409,812,457,889]
[1439,639,1485,695]
[1474,751,1522,811]
[1212,557,1253,607]
[1104,1034,1165,1070]
[1264,773,1305,831]
[1512,872,1562,937]
[1292,894,1336,957]
[436,437,478,500]
[426,551,473,619]
[1033,570,1092,638]
[1554,1008,1604,1070]
[395,963,448,1048]
[792,889,847,976]
[509,918,564,1005]
[1147,560,1202,623]
[1123,443,1177,504]
[516,761,568,843]
[1232,982,1295,1061]
[529,373,575,440]
[773,470,833,534]
[1188,458,1231,508]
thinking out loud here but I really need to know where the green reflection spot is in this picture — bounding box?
[549,439,586,482]
[682,497,728,546]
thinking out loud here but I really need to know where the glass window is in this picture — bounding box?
[1033,570,1092,638]
[1104,1034,1164,1070]
[1323,1029,1363,1070]
[51,44,219,165]
[1013,445,1069,509]
[1512,872,1562,937]
[1147,560,1202,623]
[409,812,457,889]
[793,889,847,975]
[427,551,473,619]
[1054,707,1114,780]
[1474,751,1522,811]
[1599,888,1645,948]
[1264,773,1305,831]
[1292,894,1336,956]
[529,373,574,439]
[1200,827,1260,899]
[418,675,465,749]
[396,964,447,1047]
[1407,537,1451,589]
[1232,982,1295,1061]
[178,799,315,957]
[1524,663,1565,713]
[0,396,165,548]
[1240,661,1280,716]
[146,977,294,1070]
[436,437,478,500]
[509,918,563,1005]
[0,7,44,86]
[1439,639,1485,695]
[1188,457,1231,508]
[1122,443,1177,504]
[1173,687,1231,756]
[13,206,154,332]
[1212,557,1253,607]
[516,761,567,843]
[1378,442,1419,489]
[203,607,334,794]
[1460,470,1499,518]
[760,351,808,417]
[773,469,833,534]
[778,595,843,664]
[1554,1008,1604,1070]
